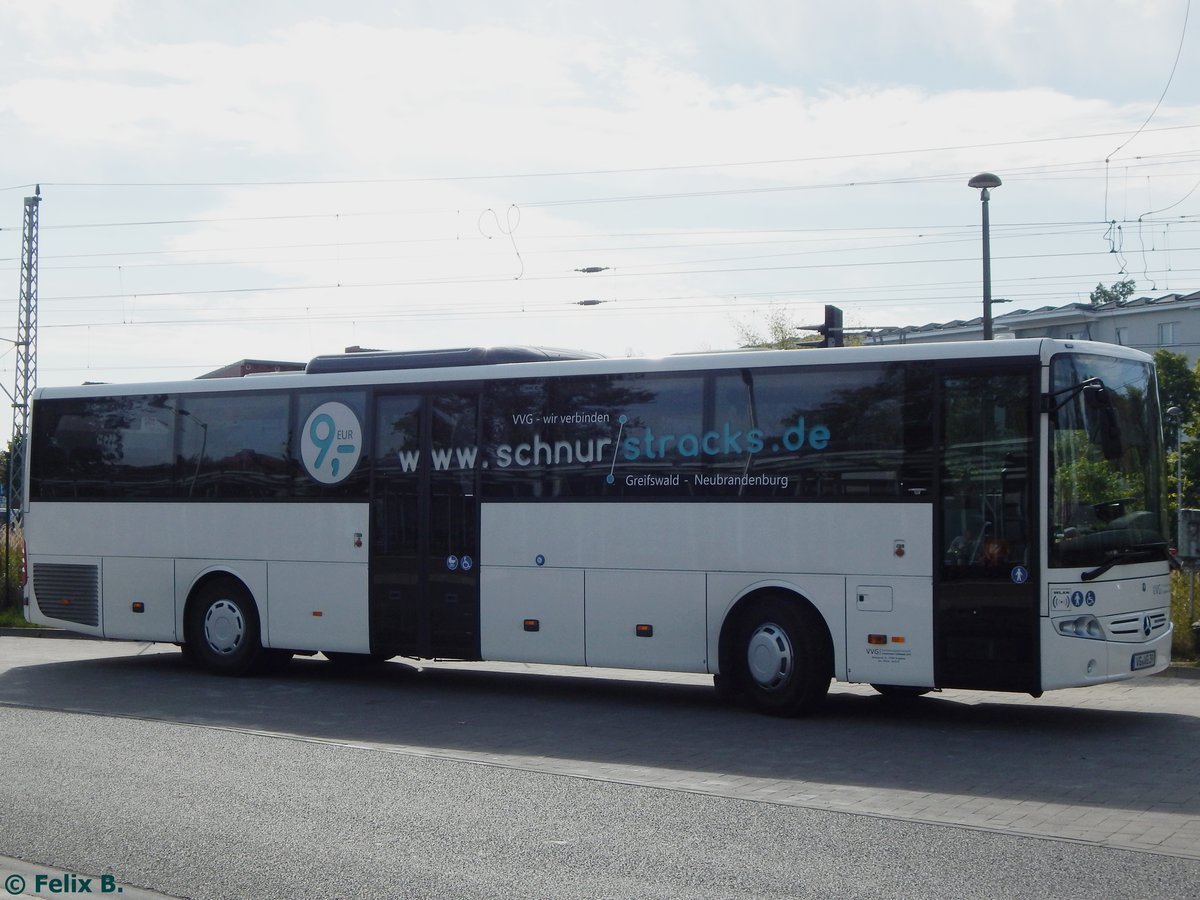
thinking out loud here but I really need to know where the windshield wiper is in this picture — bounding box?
[1043,377,1104,414]
[1044,377,1123,461]
[1081,541,1173,582]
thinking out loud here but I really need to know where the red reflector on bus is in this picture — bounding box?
[312,611,323,617]
[636,624,654,637]
[867,634,888,645]
[892,635,906,644]
[523,619,540,632]
[131,602,145,614]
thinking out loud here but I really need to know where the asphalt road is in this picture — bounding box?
[1,637,1198,899]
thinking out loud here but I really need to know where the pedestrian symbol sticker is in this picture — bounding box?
[1011,566,1029,584]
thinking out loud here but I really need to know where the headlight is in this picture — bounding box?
[1056,615,1106,640]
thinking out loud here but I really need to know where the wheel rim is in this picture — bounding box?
[745,622,794,691]
[203,599,246,656]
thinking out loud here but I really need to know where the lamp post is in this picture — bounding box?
[1165,406,1195,627]
[968,172,1002,340]
[1167,405,1184,550]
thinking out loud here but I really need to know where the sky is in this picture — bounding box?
[1,0,1199,440]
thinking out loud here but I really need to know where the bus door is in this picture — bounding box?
[934,367,1040,691]
[370,390,481,659]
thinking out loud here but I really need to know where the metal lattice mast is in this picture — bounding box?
[9,185,40,521]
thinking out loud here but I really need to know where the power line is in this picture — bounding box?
[26,255,1200,331]
[4,215,1195,279]
[8,148,1198,233]
[11,122,1200,191]
[1107,0,1192,163]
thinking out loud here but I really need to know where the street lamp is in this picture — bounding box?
[968,172,1002,340]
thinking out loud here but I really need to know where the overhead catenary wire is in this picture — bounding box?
[2,129,1196,375]
[1,120,1196,193]
[2,147,1197,233]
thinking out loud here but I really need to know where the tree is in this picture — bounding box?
[1153,351,1200,537]
[1155,350,1200,447]
[0,435,16,501]
[734,306,812,350]
[734,305,859,350]
[1089,278,1136,306]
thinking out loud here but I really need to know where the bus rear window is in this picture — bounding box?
[30,395,176,499]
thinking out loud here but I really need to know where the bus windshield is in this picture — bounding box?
[1049,352,1168,569]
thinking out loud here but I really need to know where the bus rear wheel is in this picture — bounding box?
[186,577,264,676]
[730,595,831,717]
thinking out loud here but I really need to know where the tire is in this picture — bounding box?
[729,594,832,717]
[185,577,264,676]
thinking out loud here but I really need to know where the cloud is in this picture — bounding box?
[0,0,124,41]
[1,1,1197,407]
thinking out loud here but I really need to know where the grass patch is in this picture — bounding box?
[1171,569,1199,661]
[0,605,37,628]
[0,524,24,624]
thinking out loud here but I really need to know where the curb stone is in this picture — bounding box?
[0,626,106,640]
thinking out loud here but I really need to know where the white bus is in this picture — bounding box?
[22,339,1173,715]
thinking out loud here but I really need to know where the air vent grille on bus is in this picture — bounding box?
[33,563,100,627]
[1107,612,1168,635]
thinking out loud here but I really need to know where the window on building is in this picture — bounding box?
[1159,322,1179,346]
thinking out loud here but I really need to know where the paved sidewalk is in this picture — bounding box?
[389,658,1200,860]
[2,634,1198,860]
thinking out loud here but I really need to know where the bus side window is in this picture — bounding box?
[177,393,291,499]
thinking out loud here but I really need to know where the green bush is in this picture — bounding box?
[0,524,23,611]
[1171,568,1199,660]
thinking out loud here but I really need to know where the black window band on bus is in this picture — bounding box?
[29,392,366,502]
[29,360,935,504]
[30,395,178,500]
[481,362,934,501]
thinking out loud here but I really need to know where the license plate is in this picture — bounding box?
[1131,650,1156,671]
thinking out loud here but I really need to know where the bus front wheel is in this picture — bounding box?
[186,578,264,676]
[730,595,832,717]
